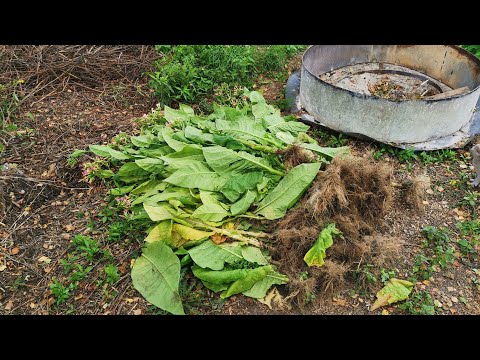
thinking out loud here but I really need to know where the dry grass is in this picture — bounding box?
[0,45,158,102]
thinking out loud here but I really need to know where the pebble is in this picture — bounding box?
[447,286,455,292]
[434,300,443,308]
[451,296,458,303]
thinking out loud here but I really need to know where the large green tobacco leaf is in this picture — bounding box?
[255,162,321,219]
[135,158,165,174]
[188,240,243,270]
[230,190,257,216]
[221,265,273,299]
[145,220,173,244]
[221,171,263,202]
[191,265,248,284]
[89,145,132,160]
[301,143,350,159]
[131,179,166,195]
[371,278,414,311]
[184,126,215,144]
[163,161,225,191]
[131,241,184,315]
[203,146,283,176]
[162,127,188,152]
[241,246,269,265]
[242,270,289,298]
[144,203,176,221]
[164,105,194,125]
[192,203,230,222]
[215,118,266,143]
[303,224,342,267]
[267,119,310,136]
[160,145,205,166]
[115,163,150,183]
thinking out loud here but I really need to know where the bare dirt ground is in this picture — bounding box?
[1,49,479,315]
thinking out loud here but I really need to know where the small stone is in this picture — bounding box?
[434,299,443,308]
[451,296,458,303]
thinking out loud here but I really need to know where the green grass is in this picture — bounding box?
[148,45,305,107]
[372,144,457,165]
[0,79,23,131]
[462,45,480,58]
[398,290,435,315]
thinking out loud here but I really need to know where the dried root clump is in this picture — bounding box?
[402,175,431,212]
[279,145,317,170]
[273,156,401,311]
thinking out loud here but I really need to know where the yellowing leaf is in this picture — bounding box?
[371,278,414,311]
[171,224,213,248]
[304,224,342,267]
[258,287,290,310]
[145,220,173,244]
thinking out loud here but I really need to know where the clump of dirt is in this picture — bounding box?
[402,175,431,212]
[278,145,316,170]
[273,156,398,310]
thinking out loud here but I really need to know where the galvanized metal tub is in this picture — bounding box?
[297,45,480,150]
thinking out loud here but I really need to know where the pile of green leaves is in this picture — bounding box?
[86,90,348,314]
[148,45,305,106]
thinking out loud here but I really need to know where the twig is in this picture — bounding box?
[0,176,90,190]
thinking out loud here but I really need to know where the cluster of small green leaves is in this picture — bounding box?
[49,233,120,307]
[313,129,349,148]
[0,79,23,130]
[148,45,305,107]
[462,45,480,58]
[373,144,457,165]
[410,226,455,282]
[456,220,480,257]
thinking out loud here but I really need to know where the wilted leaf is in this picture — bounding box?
[188,240,243,270]
[242,269,288,299]
[221,265,273,299]
[145,220,173,244]
[370,278,414,311]
[131,241,184,315]
[4,300,14,311]
[304,224,342,267]
[255,163,320,220]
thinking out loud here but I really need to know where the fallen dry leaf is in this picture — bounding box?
[133,309,142,315]
[426,189,434,195]
[11,247,19,255]
[258,287,290,311]
[61,233,71,240]
[333,297,348,307]
[381,309,390,315]
[0,264,6,272]
[64,225,75,232]
[29,303,36,309]
[125,298,137,304]
[211,233,227,244]
[4,300,14,311]
[38,256,52,264]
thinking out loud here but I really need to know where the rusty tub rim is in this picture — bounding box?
[302,45,480,104]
